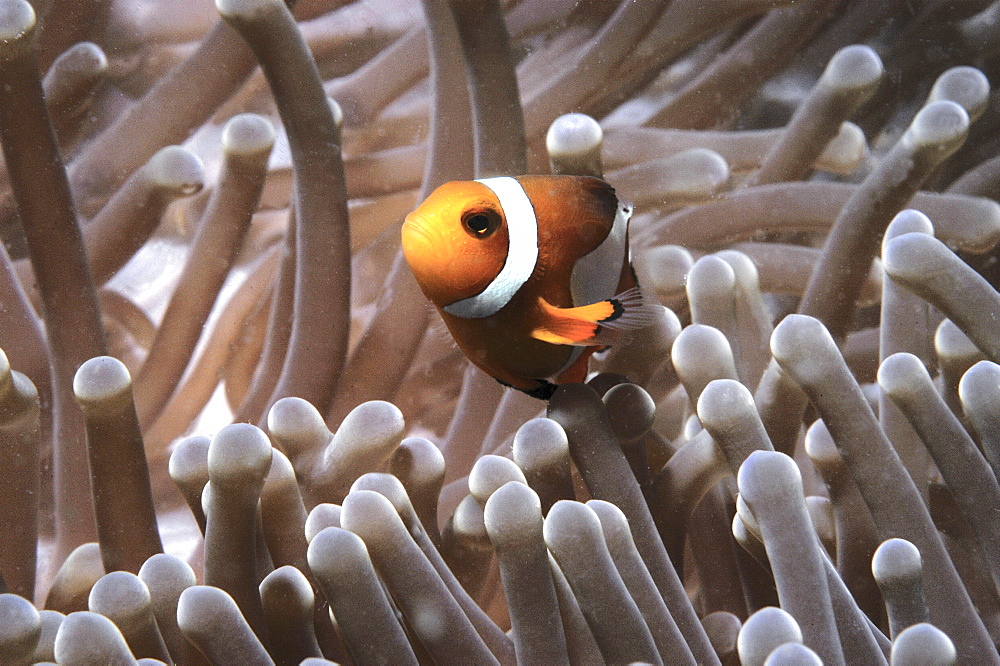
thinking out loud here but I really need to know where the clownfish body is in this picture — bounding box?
[402,175,651,400]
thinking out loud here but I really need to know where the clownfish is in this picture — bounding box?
[402,175,652,400]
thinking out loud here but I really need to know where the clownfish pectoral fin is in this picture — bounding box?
[531,288,658,346]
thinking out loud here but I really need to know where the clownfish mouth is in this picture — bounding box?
[402,214,429,241]
[401,214,455,280]
[401,215,434,255]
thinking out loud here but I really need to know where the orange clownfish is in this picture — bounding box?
[402,175,652,400]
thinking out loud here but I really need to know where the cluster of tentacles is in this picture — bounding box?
[3,0,1000,663]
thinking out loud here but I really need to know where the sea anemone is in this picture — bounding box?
[2,0,1000,663]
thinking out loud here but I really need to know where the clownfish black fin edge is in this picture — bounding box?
[496,376,558,401]
[597,286,659,330]
[524,380,558,400]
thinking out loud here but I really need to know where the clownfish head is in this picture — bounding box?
[402,179,516,312]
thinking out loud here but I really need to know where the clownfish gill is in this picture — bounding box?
[401,174,654,400]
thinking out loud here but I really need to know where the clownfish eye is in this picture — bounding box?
[468,215,490,233]
[462,209,500,238]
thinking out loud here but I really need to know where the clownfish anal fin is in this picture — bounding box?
[531,287,657,346]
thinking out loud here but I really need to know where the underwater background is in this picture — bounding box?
[3,0,1000,663]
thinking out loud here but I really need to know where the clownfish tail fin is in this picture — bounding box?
[531,288,658,346]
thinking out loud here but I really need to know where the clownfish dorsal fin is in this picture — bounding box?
[531,287,657,346]
[566,176,621,221]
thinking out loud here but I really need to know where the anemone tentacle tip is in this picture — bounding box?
[73,356,132,404]
[0,0,35,48]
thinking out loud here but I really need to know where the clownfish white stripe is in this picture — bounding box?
[555,345,586,378]
[570,201,632,309]
[443,176,539,319]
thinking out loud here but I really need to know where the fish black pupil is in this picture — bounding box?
[468,214,490,235]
